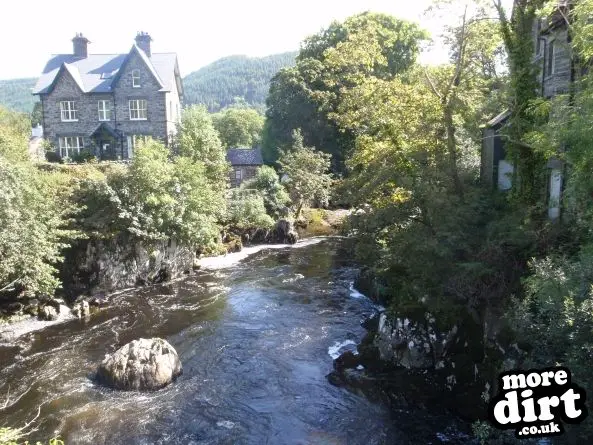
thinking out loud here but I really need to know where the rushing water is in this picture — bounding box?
[0,238,466,445]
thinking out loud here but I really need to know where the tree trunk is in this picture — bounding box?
[295,200,304,220]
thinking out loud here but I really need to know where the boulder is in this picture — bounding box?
[270,219,298,244]
[333,350,360,372]
[97,338,182,390]
[39,305,58,321]
[38,303,69,321]
[72,300,90,319]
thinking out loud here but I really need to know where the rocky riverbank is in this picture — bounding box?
[0,218,302,325]
[327,275,528,433]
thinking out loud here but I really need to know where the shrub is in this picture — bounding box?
[71,148,96,164]
[0,157,71,297]
[241,165,290,217]
[226,189,274,230]
[509,246,593,442]
[44,151,62,163]
[72,139,225,248]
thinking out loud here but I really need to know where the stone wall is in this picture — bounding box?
[230,165,259,187]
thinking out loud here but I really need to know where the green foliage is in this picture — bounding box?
[71,149,96,164]
[45,151,61,163]
[0,107,31,163]
[509,248,593,441]
[225,189,275,230]
[73,139,225,248]
[241,165,290,218]
[212,107,264,149]
[183,52,296,112]
[263,12,427,172]
[176,105,229,188]
[0,107,72,297]
[0,78,37,113]
[278,130,332,218]
[494,0,547,206]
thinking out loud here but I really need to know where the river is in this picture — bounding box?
[0,238,468,444]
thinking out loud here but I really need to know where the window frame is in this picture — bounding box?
[234,169,242,181]
[98,100,111,121]
[535,20,542,56]
[129,99,148,120]
[546,40,556,77]
[58,136,84,158]
[126,134,148,159]
[131,69,141,88]
[60,101,78,122]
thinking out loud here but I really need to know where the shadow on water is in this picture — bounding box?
[0,239,467,445]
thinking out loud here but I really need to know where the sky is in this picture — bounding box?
[0,0,513,80]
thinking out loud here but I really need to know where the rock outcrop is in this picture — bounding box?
[61,235,195,298]
[270,219,298,244]
[97,338,182,390]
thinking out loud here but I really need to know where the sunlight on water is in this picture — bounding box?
[198,237,328,270]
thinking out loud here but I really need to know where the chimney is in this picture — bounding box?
[72,33,90,58]
[135,32,152,57]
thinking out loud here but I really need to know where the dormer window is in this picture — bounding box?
[132,69,141,88]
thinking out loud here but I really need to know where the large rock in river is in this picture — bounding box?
[97,338,182,390]
[270,219,298,244]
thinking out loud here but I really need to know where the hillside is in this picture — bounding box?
[182,52,297,112]
[0,78,37,113]
[0,52,296,114]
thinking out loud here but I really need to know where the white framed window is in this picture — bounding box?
[169,100,173,121]
[234,169,242,181]
[60,101,77,121]
[546,40,555,77]
[129,99,147,120]
[98,100,111,121]
[126,134,147,159]
[58,136,84,158]
[131,69,141,88]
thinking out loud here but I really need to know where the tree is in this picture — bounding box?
[74,138,225,248]
[0,107,70,297]
[423,2,506,197]
[241,165,290,217]
[263,12,428,173]
[278,130,332,219]
[212,107,264,148]
[176,105,229,188]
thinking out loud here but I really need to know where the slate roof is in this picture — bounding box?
[33,45,179,95]
[226,148,263,166]
[485,109,510,128]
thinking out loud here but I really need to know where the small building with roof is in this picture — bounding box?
[226,147,263,187]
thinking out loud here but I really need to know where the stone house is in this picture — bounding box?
[226,148,263,187]
[481,3,571,219]
[33,32,183,160]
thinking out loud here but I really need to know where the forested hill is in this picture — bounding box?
[0,78,37,113]
[0,52,296,114]
[182,52,297,112]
